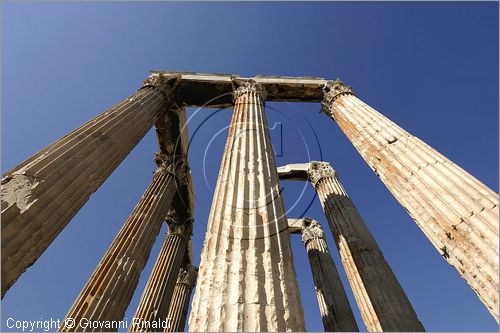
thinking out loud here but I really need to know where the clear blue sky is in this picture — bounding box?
[1,2,498,332]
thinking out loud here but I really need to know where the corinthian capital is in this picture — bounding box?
[154,153,189,186]
[321,79,355,113]
[141,74,180,99]
[232,79,267,102]
[176,264,198,287]
[166,210,193,238]
[307,161,336,188]
[301,220,326,245]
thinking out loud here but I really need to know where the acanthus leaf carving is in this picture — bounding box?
[154,153,189,186]
[301,220,326,245]
[141,73,180,100]
[177,264,198,287]
[166,210,193,238]
[232,79,267,102]
[308,161,336,188]
[321,79,355,114]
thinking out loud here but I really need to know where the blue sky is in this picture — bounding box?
[1,2,498,332]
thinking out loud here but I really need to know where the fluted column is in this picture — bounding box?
[59,154,187,332]
[165,265,198,332]
[308,161,424,332]
[189,80,305,331]
[1,74,180,297]
[301,219,359,332]
[321,80,499,321]
[130,212,192,332]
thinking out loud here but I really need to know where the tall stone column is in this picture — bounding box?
[321,80,499,321]
[60,154,187,332]
[130,212,192,332]
[164,265,198,332]
[301,219,359,332]
[188,80,305,331]
[1,74,180,297]
[308,161,424,332]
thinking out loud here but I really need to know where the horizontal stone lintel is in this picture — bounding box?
[287,217,316,234]
[150,70,328,108]
[277,163,310,181]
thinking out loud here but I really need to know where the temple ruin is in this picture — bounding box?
[1,71,498,331]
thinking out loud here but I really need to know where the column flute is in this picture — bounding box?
[188,79,305,331]
[60,154,187,332]
[308,161,425,332]
[1,74,179,297]
[321,80,499,320]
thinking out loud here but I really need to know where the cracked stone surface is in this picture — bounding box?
[130,211,192,332]
[60,163,178,332]
[1,75,179,298]
[4,70,498,329]
[322,80,499,321]
[188,80,305,332]
[308,161,425,332]
[165,265,198,332]
[301,219,359,332]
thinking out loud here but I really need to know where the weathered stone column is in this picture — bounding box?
[308,161,424,332]
[188,80,305,331]
[130,212,192,332]
[164,265,198,332]
[1,74,179,297]
[321,80,499,321]
[301,219,359,332]
[60,154,187,332]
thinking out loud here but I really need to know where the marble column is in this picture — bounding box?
[164,265,198,332]
[301,219,359,332]
[130,212,192,332]
[321,80,499,321]
[1,74,180,297]
[60,154,187,332]
[188,80,305,331]
[308,161,424,332]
